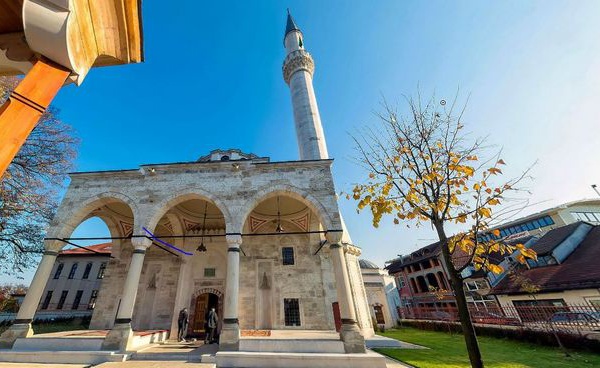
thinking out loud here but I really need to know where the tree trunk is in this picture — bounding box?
[434,221,484,368]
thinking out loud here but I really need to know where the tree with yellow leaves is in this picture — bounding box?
[351,95,536,368]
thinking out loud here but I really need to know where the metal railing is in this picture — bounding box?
[399,304,600,336]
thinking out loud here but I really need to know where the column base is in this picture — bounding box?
[340,322,366,353]
[101,323,134,352]
[219,322,240,351]
[0,323,33,349]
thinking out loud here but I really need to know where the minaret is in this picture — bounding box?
[283,10,329,160]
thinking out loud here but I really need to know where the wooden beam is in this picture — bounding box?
[0,58,70,178]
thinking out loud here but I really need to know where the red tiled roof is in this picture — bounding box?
[60,242,112,256]
[492,225,600,294]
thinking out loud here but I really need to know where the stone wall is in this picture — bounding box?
[346,249,374,337]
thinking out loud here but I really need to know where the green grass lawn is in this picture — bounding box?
[377,327,600,368]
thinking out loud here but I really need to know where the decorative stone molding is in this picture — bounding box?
[226,234,242,245]
[131,237,152,250]
[282,49,315,84]
[344,243,362,256]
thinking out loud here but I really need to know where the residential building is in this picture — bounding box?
[36,243,111,320]
[491,222,600,315]
[386,199,600,318]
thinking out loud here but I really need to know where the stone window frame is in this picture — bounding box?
[280,295,304,328]
[281,246,295,266]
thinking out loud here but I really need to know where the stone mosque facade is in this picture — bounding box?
[1,12,373,353]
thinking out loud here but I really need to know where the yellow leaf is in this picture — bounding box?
[492,229,500,237]
[520,248,537,260]
[488,264,504,274]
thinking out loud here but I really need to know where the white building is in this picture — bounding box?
[359,259,401,329]
[36,243,110,320]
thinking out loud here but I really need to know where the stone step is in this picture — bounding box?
[215,350,388,368]
[201,353,216,363]
[0,350,128,365]
[239,338,344,353]
[12,337,105,351]
[131,352,202,362]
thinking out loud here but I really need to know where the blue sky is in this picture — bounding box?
[7,1,600,284]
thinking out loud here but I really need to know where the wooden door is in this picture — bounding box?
[193,293,209,334]
[332,302,341,332]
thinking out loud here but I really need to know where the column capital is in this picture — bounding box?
[131,237,152,250]
[325,231,343,245]
[225,234,242,246]
[43,239,63,253]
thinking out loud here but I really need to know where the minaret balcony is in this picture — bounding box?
[282,49,315,84]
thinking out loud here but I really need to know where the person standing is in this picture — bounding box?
[177,307,189,342]
[205,307,218,344]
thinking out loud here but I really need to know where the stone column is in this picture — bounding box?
[102,237,151,351]
[327,233,366,353]
[0,243,61,348]
[169,257,191,340]
[220,234,242,351]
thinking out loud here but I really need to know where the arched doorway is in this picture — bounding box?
[189,288,223,337]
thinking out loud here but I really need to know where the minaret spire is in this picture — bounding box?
[282,11,329,160]
[284,9,301,42]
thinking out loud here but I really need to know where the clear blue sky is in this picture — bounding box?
[7,0,600,284]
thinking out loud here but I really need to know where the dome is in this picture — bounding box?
[359,259,380,269]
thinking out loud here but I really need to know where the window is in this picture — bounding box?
[72,290,84,310]
[41,291,53,310]
[204,268,216,277]
[68,263,78,279]
[82,262,93,279]
[572,211,600,223]
[284,298,301,326]
[374,305,385,324]
[56,290,68,310]
[282,247,295,265]
[53,263,64,279]
[88,290,98,310]
[97,262,107,279]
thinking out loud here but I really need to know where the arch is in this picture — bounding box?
[416,276,428,293]
[239,184,336,233]
[46,191,138,251]
[437,271,448,289]
[409,278,418,294]
[146,189,232,235]
[426,273,439,289]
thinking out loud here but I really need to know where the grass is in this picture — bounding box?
[0,319,89,335]
[376,327,600,368]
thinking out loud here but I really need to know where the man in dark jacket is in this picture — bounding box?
[205,307,218,344]
[177,307,189,342]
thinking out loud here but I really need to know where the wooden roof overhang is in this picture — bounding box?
[0,0,143,84]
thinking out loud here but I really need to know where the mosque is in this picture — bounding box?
[0,11,393,367]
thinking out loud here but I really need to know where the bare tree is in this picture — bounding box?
[350,94,536,368]
[0,77,77,275]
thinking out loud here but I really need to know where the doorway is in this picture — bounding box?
[191,292,219,337]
